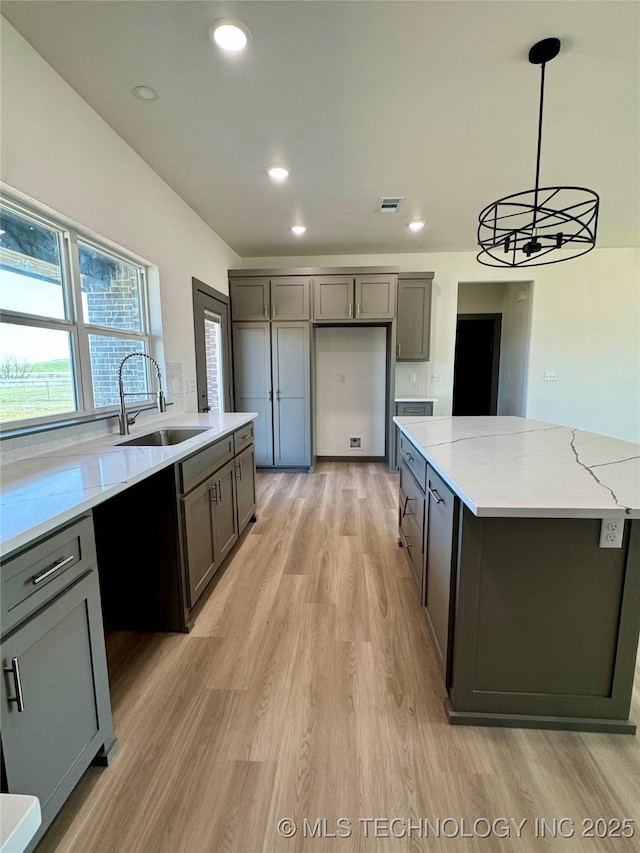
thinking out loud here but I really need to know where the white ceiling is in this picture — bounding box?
[2,1,639,257]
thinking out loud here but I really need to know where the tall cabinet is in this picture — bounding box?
[231,274,311,469]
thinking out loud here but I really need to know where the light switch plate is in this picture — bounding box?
[543,371,558,381]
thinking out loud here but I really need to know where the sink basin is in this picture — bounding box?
[117,428,210,447]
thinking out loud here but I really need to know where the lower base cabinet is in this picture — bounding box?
[180,427,256,609]
[1,519,116,851]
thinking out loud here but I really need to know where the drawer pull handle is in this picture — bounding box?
[402,495,414,517]
[31,554,75,585]
[240,433,249,440]
[428,486,444,505]
[405,452,414,462]
[4,658,25,713]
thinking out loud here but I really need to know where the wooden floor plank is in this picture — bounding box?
[37,462,640,853]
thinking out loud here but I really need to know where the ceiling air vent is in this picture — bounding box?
[377,196,404,213]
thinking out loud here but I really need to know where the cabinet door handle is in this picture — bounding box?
[356,302,361,317]
[397,343,401,357]
[210,484,217,503]
[272,303,277,318]
[268,389,273,402]
[4,658,25,712]
[402,495,414,517]
[236,460,243,481]
[276,389,281,401]
[348,302,352,316]
[428,485,444,505]
[32,554,75,585]
[217,480,222,503]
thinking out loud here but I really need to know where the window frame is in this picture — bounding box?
[0,197,152,432]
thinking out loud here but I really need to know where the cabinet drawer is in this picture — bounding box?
[1,515,96,636]
[396,402,433,417]
[233,422,255,455]
[399,458,426,546]
[179,435,234,494]
[398,433,427,491]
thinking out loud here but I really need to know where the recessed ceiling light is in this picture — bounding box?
[268,167,290,182]
[209,19,250,52]
[291,226,306,236]
[132,85,159,101]
[408,220,426,232]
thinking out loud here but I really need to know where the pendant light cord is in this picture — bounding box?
[532,61,546,231]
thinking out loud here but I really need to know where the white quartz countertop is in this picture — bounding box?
[394,415,640,519]
[395,397,439,403]
[0,795,41,853]
[0,412,257,557]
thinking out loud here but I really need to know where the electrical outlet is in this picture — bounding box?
[339,374,346,383]
[599,519,624,549]
[431,372,441,382]
[543,371,558,381]
[172,379,181,394]
[409,373,417,383]
[349,436,362,449]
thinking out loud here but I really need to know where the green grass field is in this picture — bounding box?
[0,362,76,422]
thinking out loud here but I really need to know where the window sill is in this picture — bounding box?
[0,405,160,441]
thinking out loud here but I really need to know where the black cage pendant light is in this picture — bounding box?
[477,38,599,268]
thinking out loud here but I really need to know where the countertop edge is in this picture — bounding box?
[1,414,258,558]
[393,417,640,520]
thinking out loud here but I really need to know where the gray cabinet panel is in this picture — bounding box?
[182,477,216,606]
[313,276,354,320]
[231,278,270,321]
[1,569,114,843]
[271,276,310,320]
[424,465,458,683]
[355,274,396,319]
[233,323,273,466]
[235,444,257,534]
[213,460,238,564]
[397,278,432,360]
[272,322,311,466]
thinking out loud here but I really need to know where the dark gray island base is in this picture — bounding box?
[395,416,640,734]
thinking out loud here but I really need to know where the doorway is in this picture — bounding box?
[453,314,501,415]
[192,278,233,413]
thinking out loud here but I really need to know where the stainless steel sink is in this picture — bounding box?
[117,428,210,447]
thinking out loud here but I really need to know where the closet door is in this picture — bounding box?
[271,322,311,466]
[232,322,274,466]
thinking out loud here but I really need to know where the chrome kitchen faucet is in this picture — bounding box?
[117,352,167,435]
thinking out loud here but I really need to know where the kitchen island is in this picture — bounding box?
[394,415,640,733]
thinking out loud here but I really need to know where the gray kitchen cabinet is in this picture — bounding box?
[271,322,311,466]
[235,444,257,534]
[354,274,396,319]
[398,458,426,599]
[233,320,311,469]
[181,475,217,606]
[230,278,270,321]
[312,273,397,320]
[271,276,310,320]
[396,274,433,360]
[233,322,274,466]
[312,275,354,320]
[424,464,458,685]
[231,276,310,321]
[1,518,115,850]
[180,431,254,608]
[395,401,433,417]
[212,459,239,563]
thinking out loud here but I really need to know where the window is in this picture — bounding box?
[0,199,151,427]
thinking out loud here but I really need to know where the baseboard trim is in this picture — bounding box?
[317,456,386,463]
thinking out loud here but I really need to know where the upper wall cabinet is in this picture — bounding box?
[312,273,397,321]
[231,276,310,321]
[396,273,433,361]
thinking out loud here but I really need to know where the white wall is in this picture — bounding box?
[0,21,239,421]
[242,249,640,443]
[315,327,386,456]
[457,281,506,315]
[497,283,532,417]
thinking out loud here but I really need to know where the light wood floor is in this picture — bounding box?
[38,463,640,853]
